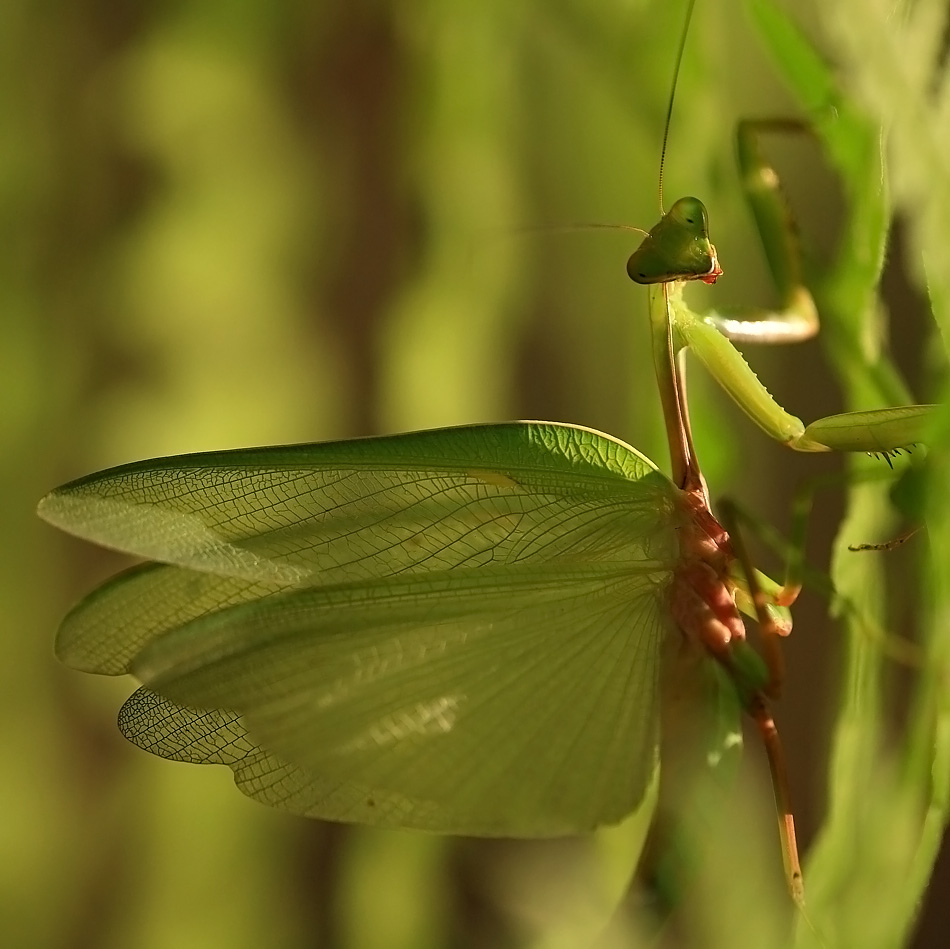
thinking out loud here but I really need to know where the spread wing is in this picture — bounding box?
[40,422,683,834]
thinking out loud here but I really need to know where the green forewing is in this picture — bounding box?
[39,422,683,835]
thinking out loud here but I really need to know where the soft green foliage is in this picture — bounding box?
[13,0,949,948]
[747,0,950,945]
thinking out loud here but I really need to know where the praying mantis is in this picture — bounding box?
[36,0,945,936]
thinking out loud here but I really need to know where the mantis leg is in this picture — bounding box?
[713,498,805,906]
[704,120,820,347]
[660,118,939,454]
[722,470,925,669]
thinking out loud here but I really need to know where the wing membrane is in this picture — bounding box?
[124,564,670,835]
[38,423,674,575]
[118,689,491,830]
[41,422,683,833]
[56,564,285,674]
[47,423,680,674]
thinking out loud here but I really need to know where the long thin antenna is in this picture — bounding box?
[657,0,699,215]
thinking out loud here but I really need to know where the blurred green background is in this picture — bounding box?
[5,0,948,945]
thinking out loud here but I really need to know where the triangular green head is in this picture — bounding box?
[627,196,722,286]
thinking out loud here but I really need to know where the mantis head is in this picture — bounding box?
[626,196,722,286]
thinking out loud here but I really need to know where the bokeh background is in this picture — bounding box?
[5,0,948,946]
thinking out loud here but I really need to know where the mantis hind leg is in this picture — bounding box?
[715,497,806,906]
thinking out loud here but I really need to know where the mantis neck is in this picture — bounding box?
[648,281,708,500]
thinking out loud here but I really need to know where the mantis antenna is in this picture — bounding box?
[657,0,699,215]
